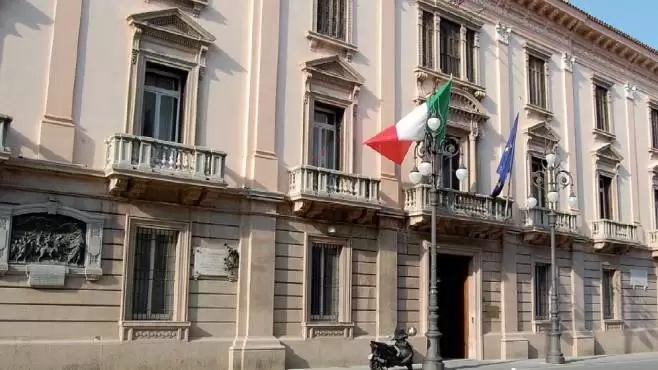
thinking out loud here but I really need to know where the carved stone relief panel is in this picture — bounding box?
[0,200,105,282]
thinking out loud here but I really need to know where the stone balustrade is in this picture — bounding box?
[591,219,640,244]
[288,165,380,206]
[524,207,579,234]
[105,134,227,183]
[404,184,512,221]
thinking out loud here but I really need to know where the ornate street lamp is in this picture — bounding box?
[409,115,467,370]
[526,148,577,365]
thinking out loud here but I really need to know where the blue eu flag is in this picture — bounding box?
[491,113,519,198]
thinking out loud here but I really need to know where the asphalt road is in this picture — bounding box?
[295,352,658,370]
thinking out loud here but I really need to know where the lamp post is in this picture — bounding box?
[409,116,468,370]
[526,148,578,365]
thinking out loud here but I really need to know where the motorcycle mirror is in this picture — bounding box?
[407,327,417,336]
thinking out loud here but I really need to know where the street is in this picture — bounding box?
[294,352,658,370]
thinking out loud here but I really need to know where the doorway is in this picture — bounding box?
[437,253,471,359]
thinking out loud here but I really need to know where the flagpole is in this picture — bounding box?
[504,135,515,216]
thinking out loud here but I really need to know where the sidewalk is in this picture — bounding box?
[293,351,658,370]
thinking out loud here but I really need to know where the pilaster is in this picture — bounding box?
[561,52,580,212]
[38,0,83,163]
[378,0,400,208]
[624,82,640,224]
[495,23,512,192]
[243,0,280,192]
[228,199,285,370]
[570,243,595,356]
[500,232,529,360]
[376,216,400,338]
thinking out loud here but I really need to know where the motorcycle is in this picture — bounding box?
[367,327,417,370]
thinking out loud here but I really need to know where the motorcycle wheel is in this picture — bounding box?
[369,359,384,370]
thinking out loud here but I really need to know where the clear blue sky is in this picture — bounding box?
[571,0,658,49]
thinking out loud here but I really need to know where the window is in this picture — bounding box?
[141,63,187,143]
[440,19,461,77]
[315,0,346,40]
[530,156,547,208]
[534,263,550,321]
[310,242,341,321]
[120,217,191,341]
[465,29,475,82]
[130,227,178,320]
[595,84,611,132]
[440,137,461,190]
[311,103,343,170]
[127,9,215,147]
[528,55,547,109]
[654,188,658,229]
[598,174,614,219]
[420,11,434,69]
[651,108,658,149]
[602,269,617,320]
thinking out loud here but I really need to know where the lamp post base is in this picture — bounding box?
[422,359,445,370]
[545,352,566,364]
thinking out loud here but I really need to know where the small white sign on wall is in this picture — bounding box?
[629,268,648,290]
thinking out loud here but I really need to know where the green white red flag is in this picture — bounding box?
[364,78,453,164]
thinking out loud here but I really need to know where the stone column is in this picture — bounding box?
[243,0,280,192]
[376,216,400,338]
[460,25,467,79]
[228,199,285,370]
[468,130,478,193]
[433,13,441,71]
[570,242,594,356]
[378,0,399,208]
[500,232,529,359]
[624,82,641,224]
[39,0,83,163]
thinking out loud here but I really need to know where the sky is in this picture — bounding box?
[570,0,658,49]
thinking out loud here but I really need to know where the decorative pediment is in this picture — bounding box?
[593,143,624,169]
[415,88,488,133]
[302,55,364,88]
[128,8,216,50]
[526,121,559,148]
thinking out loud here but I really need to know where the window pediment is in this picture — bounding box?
[594,143,623,169]
[302,55,364,90]
[526,121,559,148]
[128,8,216,50]
[415,88,488,134]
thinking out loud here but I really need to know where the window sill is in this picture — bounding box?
[413,65,485,101]
[533,319,551,333]
[303,321,354,339]
[306,31,357,61]
[524,104,553,121]
[120,320,191,341]
[603,319,624,331]
[592,128,616,142]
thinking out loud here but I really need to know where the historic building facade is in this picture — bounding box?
[1,0,658,369]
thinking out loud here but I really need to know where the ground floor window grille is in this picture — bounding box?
[534,263,550,320]
[130,227,178,321]
[310,242,341,321]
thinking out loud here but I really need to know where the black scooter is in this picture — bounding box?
[367,327,417,370]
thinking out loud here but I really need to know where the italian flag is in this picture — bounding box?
[364,78,453,164]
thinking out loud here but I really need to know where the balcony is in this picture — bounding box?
[104,134,227,206]
[646,231,658,258]
[404,184,512,238]
[591,219,642,253]
[521,207,580,246]
[0,114,11,163]
[288,165,380,223]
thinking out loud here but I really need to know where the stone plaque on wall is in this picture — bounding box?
[630,268,648,290]
[193,246,228,279]
[27,264,67,288]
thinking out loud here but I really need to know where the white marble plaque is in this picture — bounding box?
[630,268,648,290]
[27,264,67,288]
[193,247,228,278]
